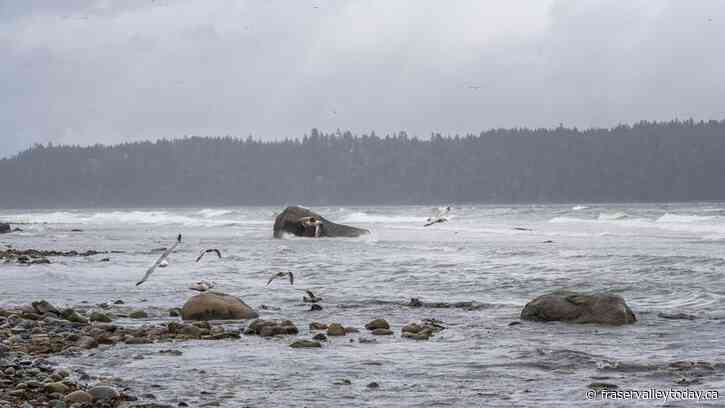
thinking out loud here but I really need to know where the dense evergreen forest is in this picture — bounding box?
[1,119,724,208]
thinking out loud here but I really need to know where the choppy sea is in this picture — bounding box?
[1,203,724,407]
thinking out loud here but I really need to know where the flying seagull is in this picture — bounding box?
[136,234,182,286]
[266,271,294,286]
[196,248,222,262]
[424,206,450,227]
[189,280,216,292]
[296,289,321,303]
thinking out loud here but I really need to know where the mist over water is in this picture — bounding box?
[2,203,724,407]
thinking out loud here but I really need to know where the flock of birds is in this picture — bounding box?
[133,233,322,303]
[133,207,453,301]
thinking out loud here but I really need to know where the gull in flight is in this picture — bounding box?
[296,289,321,303]
[266,271,294,286]
[424,206,450,227]
[196,248,222,262]
[189,280,216,292]
[136,234,181,286]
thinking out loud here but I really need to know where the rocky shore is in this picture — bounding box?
[0,299,245,407]
[1,249,113,265]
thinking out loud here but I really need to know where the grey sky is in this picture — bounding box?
[1,0,724,157]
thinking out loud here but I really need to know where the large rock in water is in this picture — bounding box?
[520,290,636,325]
[0,223,10,234]
[181,293,259,321]
[273,206,369,238]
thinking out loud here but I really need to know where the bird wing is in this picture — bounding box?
[266,274,276,286]
[288,272,294,285]
[195,250,205,263]
[212,249,222,258]
[137,240,179,286]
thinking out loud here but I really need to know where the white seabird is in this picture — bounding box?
[424,206,450,227]
[266,271,294,286]
[136,234,181,286]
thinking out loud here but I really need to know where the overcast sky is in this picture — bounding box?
[1,0,724,157]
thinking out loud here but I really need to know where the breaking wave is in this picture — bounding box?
[6,210,266,227]
[340,212,428,224]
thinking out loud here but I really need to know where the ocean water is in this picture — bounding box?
[1,204,724,407]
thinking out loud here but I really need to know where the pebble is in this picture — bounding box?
[326,323,346,336]
[88,385,120,401]
[290,340,322,348]
[45,382,69,394]
[77,335,99,349]
[129,309,148,319]
[365,319,390,330]
[90,311,112,323]
[64,390,94,404]
[309,322,327,331]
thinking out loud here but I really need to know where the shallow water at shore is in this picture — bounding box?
[2,204,725,406]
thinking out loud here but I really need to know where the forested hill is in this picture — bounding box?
[2,120,725,208]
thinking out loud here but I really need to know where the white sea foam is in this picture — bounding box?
[656,213,715,223]
[6,210,265,227]
[197,209,234,218]
[597,212,629,221]
[340,212,427,224]
[572,205,589,211]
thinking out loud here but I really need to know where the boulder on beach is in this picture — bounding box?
[520,290,636,325]
[181,292,259,321]
[273,206,369,238]
[0,223,10,234]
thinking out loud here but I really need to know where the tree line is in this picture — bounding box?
[1,119,724,208]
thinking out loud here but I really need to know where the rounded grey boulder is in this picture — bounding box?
[88,385,120,401]
[520,290,636,325]
[273,206,369,238]
[181,292,259,321]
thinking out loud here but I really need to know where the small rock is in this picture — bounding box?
[61,309,88,324]
[371,328,394,336]
[508,321,522,326]
[90,311,112,323]
[312,333,327,341]
[88,385,120,401]
[309,322,328,331]
[658,312,697,320]
[32,300,59,315]
[77,336,98,349]
[333,379,352,385]
[64,390,94,404]
[402,331,431,340]
[365,319,390,330]
[159,349,183,356]
[290,340,322,348]
[327,323,346,336]
[129,310,148,319]
[113,300,124,305]
[169,308,181,317]
[45,382,69,394]
[401,323,423,333]
[588,382,618,391]
[367,382,380,389]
